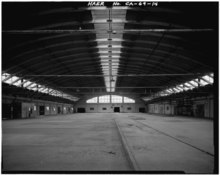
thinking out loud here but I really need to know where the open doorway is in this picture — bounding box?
[2,103,12,119]
[114,107,120,112]
[195,104,204,118]
[58,107,61,114]
[77,108,86,113]
[139,107,145,113]
[39,106,45,115]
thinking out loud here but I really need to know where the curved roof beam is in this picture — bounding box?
[4,29,213,35]
[33,20,186,30]
[7,52,197,77]
[6,39,205,67]
[21,64,196,84]
[5,42,212,72]
[5,30,197,51]
[5,39,187,61]
[5,50,211,75]
[38,6,180,15]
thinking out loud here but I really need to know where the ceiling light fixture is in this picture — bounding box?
[112,30,117,34]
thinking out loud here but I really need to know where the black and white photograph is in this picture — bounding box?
[1,1,218,174]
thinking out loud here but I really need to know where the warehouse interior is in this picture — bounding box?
[1,1,218,173]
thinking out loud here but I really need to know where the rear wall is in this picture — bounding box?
[75,96,146,113]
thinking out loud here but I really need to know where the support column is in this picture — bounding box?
[21,79,24,88]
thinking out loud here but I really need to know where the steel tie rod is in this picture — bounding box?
[2,28,214,34]
[22,73,203,77]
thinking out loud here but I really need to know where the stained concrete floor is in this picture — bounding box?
[2,113,214,173]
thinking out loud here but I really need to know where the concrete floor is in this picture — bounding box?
[2,113,214,173]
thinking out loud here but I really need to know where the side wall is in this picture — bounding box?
[148,103,175,115]
[147,96,213,119]
[2,96,74,119]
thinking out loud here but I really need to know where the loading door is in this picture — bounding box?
[139,107,145,113]
[77,108,86,113]
[114,107,120,112]
[12,103,22,119]
[195,104,204,118]
[2,104,12,119]
[39,106,45,115]
[58,107,61,114]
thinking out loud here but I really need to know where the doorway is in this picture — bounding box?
[58,107,61,114]
[139,107,145,113]
[114,107,120,112]
[195,104,204,118]
[13,103,22,118]
[77,108,86,113]
[2,103,12,119]
[39,106,45,115]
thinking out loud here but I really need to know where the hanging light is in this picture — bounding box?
[110,76,115,82]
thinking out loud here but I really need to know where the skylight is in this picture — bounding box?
[142,73,214,102]
[2,72,79,101]
[91,7,127,92]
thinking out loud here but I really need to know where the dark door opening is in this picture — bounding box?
[114,107,120,112]
[58,107,61,114]
[12,102,22,119]
[39,106,45,115]
[77,108,86,113]
[139,107,145,113]
[195,104,204,118]
[2,103,12,119]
